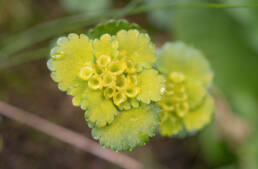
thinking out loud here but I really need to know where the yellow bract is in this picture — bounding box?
[93,34,119,58]
[49,33,93,91]
[116,30,156,69]
[137,69,165,104]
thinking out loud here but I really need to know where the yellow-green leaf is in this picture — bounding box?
[93,34,119,58]
[186,79,207,109]
[68,83,118,128]
[48,33,94,91]
[92,105,159,151]
[160,112,183,137]
[183,95,214,131]
[137,69,165,104]
[116,29,156,70]
[83,89,118,128]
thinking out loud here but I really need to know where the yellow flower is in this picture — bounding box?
[47,25,164,151]
[157,42,214,136]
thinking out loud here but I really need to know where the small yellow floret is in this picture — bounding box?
[88,75,103,89]
[161,99,174,111]
[115,75,127,90]
[79,66,94,80]
[108,60,125,75]
[113,92,127,106]
[125,86,139,98]
[169,72,186,83]
[176,102,189,117]
[94,65,104,76]
[159,71,190,117]
[102,72,114,87]
[104,87,115,99]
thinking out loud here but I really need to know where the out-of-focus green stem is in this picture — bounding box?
[130,3,258,15]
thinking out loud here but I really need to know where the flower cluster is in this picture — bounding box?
[47,25,164,151]
[77,36,142,110]
[159,72,189,117]
[157,42,214,136]
[47,20,215,151]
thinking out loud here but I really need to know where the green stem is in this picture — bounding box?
[130,3,258,14]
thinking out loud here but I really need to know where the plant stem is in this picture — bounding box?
[0,101,144,169]
[130,3,258,15]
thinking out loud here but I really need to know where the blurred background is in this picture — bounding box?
[0,0,257,169]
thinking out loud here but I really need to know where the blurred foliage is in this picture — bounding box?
[60,0,111,13]
[171,0,258,169]
[200,124,237,168]
[144,0,177,30]
[0,0,258,168]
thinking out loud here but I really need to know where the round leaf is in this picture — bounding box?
[92,105,159,151]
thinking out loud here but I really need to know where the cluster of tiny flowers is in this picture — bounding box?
[159,72,189,117]
[157,42,214,137]
[47,20,214,150]
[78,54,140,109]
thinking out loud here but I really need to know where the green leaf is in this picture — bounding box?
[174,2,258,96]
[144,0,177,30]
[183,95,214,131]
[137,69,165,104]
[157,42,213,87]
[92,104,159,151]
[88,19,144,39]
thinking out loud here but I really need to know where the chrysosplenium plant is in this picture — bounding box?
[157,42,214,136]
[47,20,214,151]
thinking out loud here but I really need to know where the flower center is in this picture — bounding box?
[78,55,140,108]
[159,72,189,117]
